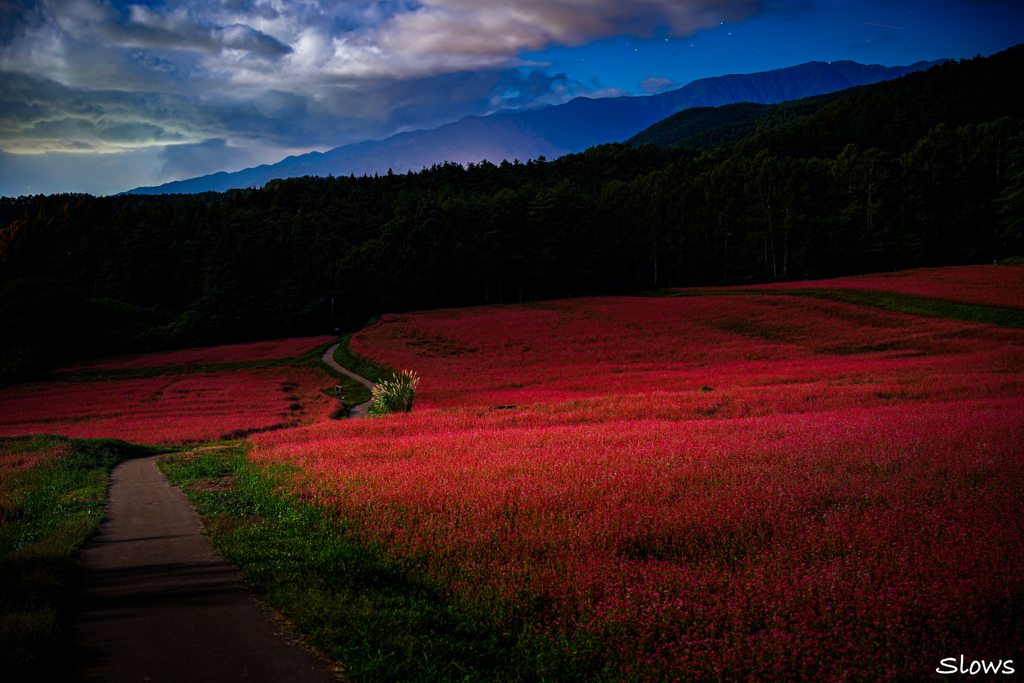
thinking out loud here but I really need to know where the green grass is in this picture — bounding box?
[158,445,544,683]
[319,373,373,417]
[333,334,398,385]
[651,287,1024,329]
[794,289,1024,328]
[305,338,374,417]
[301,338,371,418]
[0,436,166,682]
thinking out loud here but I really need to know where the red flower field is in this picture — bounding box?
[2,265,1021,679]
[350,287,1024,410]
[735,264,1024,310]
[259,267,1024,680]
[0,336,339,444]
[58,335,337,372]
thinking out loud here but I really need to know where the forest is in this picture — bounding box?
[1,45,1023,382]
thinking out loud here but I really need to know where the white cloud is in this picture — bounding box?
[640,76,678,94]
[0,0,768,191]
[379,0,759,59]
[579,87,632,99]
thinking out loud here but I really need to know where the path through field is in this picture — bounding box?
[322,343,376,418]
[70,457,340,682]
[69,346,381,681]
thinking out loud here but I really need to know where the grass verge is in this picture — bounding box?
[653,287,1024,328]
[333,334,398,385]
[0,436,165,682]
[318,374,371,418]
[792,288,1024,328]
[158,445,539,683]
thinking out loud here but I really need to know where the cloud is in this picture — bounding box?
[639,76,678,94]
[379,1,760,60]
[3,1,765,97]
[487,70,583,111]
[0,146,165,196]
[0,0,773,192]
[579,87,632,99]
[0,72,198,153]
[157,137,286,180]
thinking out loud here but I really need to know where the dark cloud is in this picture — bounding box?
[113,5,292,58]
[0,72,200,152]
[488,70,577,110]
[158,137,271,179]
[217,0,280,21]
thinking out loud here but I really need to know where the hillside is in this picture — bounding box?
[629,45,1024,157]
[125,59,941,195]
[626,92,847,150]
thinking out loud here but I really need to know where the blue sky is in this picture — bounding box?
[0,0,1021,196]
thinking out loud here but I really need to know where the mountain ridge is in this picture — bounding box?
[126,59,944,195]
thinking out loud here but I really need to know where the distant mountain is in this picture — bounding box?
[126,59,944,195]
[630,45,1024,160]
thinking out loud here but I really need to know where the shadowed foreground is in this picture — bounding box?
[71,456,338,683]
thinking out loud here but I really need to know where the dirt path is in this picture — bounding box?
[71,456,339,683]
[322,343,376,418]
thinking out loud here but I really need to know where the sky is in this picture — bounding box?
[0,0,1021,197]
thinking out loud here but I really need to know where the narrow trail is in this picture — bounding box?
[70,456,339,682]
[322,343,376,418]
[68,344,378,681]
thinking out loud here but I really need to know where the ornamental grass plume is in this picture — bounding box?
[369,370,420,416]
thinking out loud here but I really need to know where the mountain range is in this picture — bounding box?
[126,59,944,195]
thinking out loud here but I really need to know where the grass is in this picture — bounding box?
[0,436,165,682]
[792,288,1024,328]
[158,445,544,683]
[653,287,1024,329]
[306,338,374,417]
[333,334,398,385]
[320,374,372,417]
[49,337,392,419]
[297,338,373,418]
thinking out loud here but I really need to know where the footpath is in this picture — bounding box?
[70,456,340,682]
[70,347,380,681]
[322,343,377,418]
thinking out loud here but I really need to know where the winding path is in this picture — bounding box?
[69,350,380,681]
[322,343,377,418]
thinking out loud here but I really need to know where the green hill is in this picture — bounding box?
[627,92,847,150]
